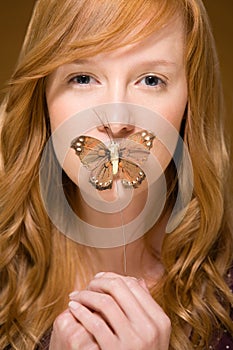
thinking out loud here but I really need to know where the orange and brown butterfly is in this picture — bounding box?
[70,130,155,191]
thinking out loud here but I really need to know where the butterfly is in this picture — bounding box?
[70,130,155,191]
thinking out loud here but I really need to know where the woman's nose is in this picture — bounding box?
[96,79,135,137]
[97,123,135,138]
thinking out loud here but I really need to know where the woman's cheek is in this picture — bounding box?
[151,140,174,172]
[63,150,81,186]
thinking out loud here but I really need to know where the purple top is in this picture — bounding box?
[213,267,233,350]
[36,269,233,349]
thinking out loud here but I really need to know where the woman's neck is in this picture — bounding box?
[72,183,168,287]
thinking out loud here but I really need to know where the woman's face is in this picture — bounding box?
[46,16,187,188]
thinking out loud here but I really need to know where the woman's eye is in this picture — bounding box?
[139,75,165,88]
[68,75,95,85]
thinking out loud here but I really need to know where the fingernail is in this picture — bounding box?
[94,271,105,278]
[69,291,79,299]
[138,278,150,291]
[68,301,80,310]
[137,278,145,283]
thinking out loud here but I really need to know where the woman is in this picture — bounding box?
[0,0,232,349]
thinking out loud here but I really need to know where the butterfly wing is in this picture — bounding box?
[118,130,155,188]
[119,159,145,188]
[89,159,113,190]
[71,135,109,167]
[71,135,113,190]
[119,130,155,165]
[128,130,155,150]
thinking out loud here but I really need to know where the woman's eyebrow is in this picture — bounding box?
[71,58,178,68]
[136,59,178,67]
[72,59,91,65]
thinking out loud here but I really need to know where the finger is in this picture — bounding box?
[88,274,152,326]
[94,271,149,292]
[89,273,171,344]
[51,309,99,350]
[93,272,166,322]
[69,300,117,349]
[93,273,171,348]
[64,322,99,350]
[118,277,171,338]
[52,310,77,338]
[137,277,151,293]
[69,290,132,338]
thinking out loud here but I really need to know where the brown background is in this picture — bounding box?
[0,1,232,142]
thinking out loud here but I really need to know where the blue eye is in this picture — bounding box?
[142,75,165,87]
[137,74,166,89]
[144,76,161,86]
[70,75,91,84]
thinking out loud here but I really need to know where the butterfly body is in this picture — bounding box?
[109,142,119,175]
[71,130,155,191]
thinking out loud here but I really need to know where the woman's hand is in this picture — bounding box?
[49,272,171,350]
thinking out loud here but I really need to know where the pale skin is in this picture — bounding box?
[47,16,187,350]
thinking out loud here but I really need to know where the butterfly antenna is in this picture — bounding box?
[105,116,115,142]
[93,109,113,142]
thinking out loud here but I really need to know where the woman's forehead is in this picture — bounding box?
[55,2,183,57]
[56,15,185,70]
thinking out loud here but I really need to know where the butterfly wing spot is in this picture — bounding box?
[71,137,85,154]
[119,159,146,188]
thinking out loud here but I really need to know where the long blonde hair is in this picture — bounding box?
[0,0,232,349]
